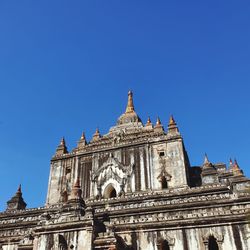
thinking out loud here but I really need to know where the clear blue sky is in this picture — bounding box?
[0,1,249,211]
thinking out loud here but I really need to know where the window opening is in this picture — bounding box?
[159,151,165,157]
[104,184,117,198]
[161,240,170,250]
[208,236,219,250]
[110,187,117,198]
[161,176,168,189]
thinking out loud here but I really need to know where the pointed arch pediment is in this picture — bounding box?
[157,170,172,181]
[92,154,134,198]
[157,235,175,250]
[202,231,224,243]
[92,154,133,181]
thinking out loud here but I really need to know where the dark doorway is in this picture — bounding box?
[208,236,219,250]
[161,240,170,250]
[104,184,117,198]
[161,176,168,189]
[110,187,117,198]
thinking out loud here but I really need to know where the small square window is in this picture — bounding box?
[159,151,165,157]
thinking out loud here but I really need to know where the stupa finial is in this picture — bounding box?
[125,90,135,113]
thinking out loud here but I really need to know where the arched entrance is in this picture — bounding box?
[161,176,168,189]
[161,240,170,250]
[104,184,117,198]
[208,236,219,250]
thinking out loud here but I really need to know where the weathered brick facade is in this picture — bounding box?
[0,91,249,250]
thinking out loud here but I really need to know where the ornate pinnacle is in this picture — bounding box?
[156,117,162,126]
[146,116,152,125]
[154,116,164,132]
[92,128,101,141]
[78,132,87,147]
[168,115,176,126]
[202,153,213,169]
[94,128,100,137]
[117,91,142,125]
[204,153,210,165]
[167,114,179,136]
[234,159,240,170]
[74,176,80,188]
[229,158,233,169]
[232,159,243,176]
[125,90,135,113]
[80,132,85,140]
[55,137,68,155]
[6,184,27,211]
[17,184,22,194]
[60,137,65,146]
[70,176,82,200]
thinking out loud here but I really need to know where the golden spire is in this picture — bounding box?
[125,90,135,113]
[55,137,68,155]
[203,153,213,169]
[154,116,164,132]
[92,128,101,141]
[146,116,152,125]
[94,128,100,137]
[167,114,179,136]
[168,115,176,126]
[204,153,209,165]
[80,132,85,140]
[232,159,243,176]
[156,117,161,126]
[78,132,87,148]
[229,158,233,169]
[234,159,240,170]
[60,137,65,146]
[17,184,22,194]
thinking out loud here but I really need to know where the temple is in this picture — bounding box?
[0,91,249,250]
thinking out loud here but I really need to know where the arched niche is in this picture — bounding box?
[161,176,168,189]
[61,190,68,203]
[91,155,134,198]
[58,234,68,250]
[157,236,174,250]
[203,232,223,250]
[158,171,171,190]
[104,184,117,199]
[161,240,170,250]
[208,236,219,250]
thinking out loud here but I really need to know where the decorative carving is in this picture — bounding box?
[92,154,134,198]
[202,231,223,250]
[157,234,175,250]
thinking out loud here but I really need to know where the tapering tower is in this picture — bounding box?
[46,91,191,205]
